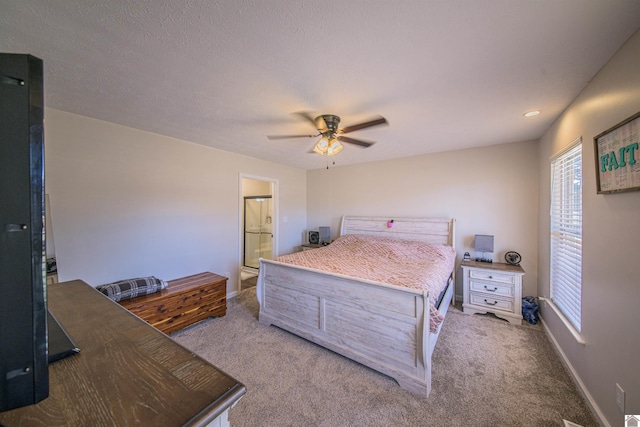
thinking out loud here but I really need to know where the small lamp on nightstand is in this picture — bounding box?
[474,234,494,263]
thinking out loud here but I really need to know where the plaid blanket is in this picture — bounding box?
[96,276,167,302]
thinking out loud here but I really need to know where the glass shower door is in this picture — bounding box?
[243,196,273,269]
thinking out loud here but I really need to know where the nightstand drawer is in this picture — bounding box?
[469,279,513,297]
[469,292,514,312]
[468,269,515,284]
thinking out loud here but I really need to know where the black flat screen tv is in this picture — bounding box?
[0,53,49,412]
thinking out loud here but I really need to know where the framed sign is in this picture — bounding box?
[594,111,640,194]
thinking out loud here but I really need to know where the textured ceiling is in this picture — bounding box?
[2,1,640,170]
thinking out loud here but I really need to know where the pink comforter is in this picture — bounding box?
[275,234,456,332]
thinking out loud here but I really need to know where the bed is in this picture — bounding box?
[256,216,456,397]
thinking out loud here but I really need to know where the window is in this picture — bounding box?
[550,138,582,332]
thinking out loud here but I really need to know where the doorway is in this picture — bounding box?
[239,176,277,292]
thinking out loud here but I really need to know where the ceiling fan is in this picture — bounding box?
[267,112,388,156]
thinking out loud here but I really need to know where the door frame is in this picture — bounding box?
[237,173,278,295]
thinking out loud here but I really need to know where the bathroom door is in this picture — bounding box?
[243,196,273,269]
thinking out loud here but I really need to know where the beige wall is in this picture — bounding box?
[538,30,640,425]
[242,178,272,197]
[307,140,539,299]
[44,109,307,294]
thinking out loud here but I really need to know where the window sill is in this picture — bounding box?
[539,297,586,345]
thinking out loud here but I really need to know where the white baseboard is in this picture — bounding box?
[540,317,609,427]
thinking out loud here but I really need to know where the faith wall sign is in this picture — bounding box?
[594,111,640,194]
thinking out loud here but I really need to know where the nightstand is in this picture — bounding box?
[461,260,525,325]
[301,242,333,251]
[301,243,322,251]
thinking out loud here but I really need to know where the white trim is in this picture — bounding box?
[540,315,608,427]
[538,297,585,345]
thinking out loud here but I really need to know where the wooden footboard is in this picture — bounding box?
[257,259,452,397]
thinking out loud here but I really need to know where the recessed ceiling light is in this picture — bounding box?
[523,110,541,117]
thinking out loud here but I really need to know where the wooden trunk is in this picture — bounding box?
[119,272,227,334]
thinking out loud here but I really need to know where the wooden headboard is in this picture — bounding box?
[340,216,455,247]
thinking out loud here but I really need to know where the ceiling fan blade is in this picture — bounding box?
[338,135,375,148]
[267,134,318,140]
[339,116,388,134]
[294,111,321,129]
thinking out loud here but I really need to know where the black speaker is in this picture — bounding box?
[0,53,48,411]
[308,231,319,245]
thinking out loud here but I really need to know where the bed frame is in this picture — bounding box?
[256,216,456,397]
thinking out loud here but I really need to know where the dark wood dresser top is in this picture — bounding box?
[0,279,245,426]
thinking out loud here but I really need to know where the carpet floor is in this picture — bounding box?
[241,276,258,290]
[172,287,598,427]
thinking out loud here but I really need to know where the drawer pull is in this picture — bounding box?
[484,285,498,292]
[488,275,493,279]
[484,299,498,306]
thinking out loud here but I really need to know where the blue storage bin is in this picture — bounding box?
[522,296,539,325]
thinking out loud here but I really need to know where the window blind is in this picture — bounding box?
[550,140,582,332]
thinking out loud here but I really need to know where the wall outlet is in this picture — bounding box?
[616,383,625,412]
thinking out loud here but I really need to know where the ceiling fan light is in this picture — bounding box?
[327,139,343,156]
[313,136,329,154]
